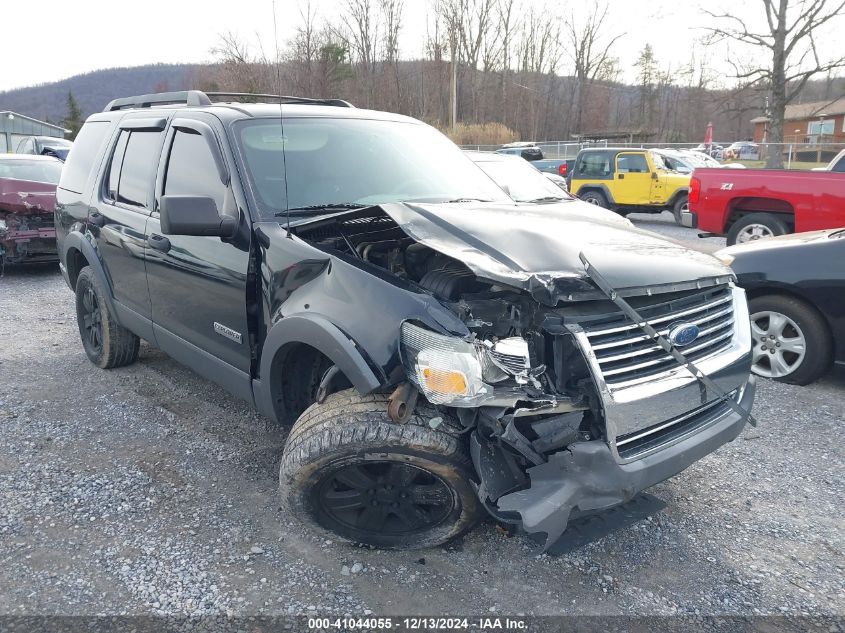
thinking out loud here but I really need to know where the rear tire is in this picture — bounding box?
[672,195,689,225]
[75,266,140,369]
[280,390,481,549]
[748,294,831,385]
[726,213,789,246]
[579,190,609,209]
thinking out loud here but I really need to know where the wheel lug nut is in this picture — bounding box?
[399,492,407,499]
[769,349,775,354]
[775,342,781,347]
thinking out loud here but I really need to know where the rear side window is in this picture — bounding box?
[617,153,648,173]
[59,121,111,194]
[577,152,612,178]
[164,129,227,212]
[832,156,845,173]
[105,130,163,209]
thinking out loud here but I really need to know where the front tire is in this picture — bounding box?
[748,294,832,385]
[579,190,609,209]
[280,390,481,549]
[75,266,140,369]
[726,213,789,246]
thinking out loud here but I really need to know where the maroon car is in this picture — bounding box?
[0,155,62,267]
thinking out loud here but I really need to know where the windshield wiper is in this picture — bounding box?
[526,196,567,203]
[276,203,368,217]
[443,197,493,203]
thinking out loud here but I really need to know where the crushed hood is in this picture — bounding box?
[379,201,732,305]
[0,178,57,216]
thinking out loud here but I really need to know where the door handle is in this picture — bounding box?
[618,173,625,179]
[148,234,171,253]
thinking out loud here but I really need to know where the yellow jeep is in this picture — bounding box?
[569,148,691,224]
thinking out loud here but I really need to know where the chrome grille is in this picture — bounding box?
[615,390,738,459]
[582,285,735,388]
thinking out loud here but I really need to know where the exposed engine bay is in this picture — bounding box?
[292,208,604,515]
[288,204,752,549]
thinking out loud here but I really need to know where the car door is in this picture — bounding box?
[614,152,652,205]
[90,117,166,326]
[145,114,252,377]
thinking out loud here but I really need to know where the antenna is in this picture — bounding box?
[271,0,292,238]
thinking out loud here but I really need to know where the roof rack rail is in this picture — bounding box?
[104,90,354,112]
[204,92,354,108]
[104,90,212,112]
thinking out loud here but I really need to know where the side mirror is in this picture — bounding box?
[159,195,237,237]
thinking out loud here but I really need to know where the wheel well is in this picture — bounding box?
[66,248,88,289]
[746,287,834,342]
[577,187,609,202]
[270,342,352,424]
[669,189,689,206]
[725,198,795,232]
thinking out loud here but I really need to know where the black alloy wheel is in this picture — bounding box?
[315,461,454,536]
[79,283,103,356]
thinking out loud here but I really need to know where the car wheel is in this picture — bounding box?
[579,190,609,208]
[748,295,832,385]
[672,195,689,225]
[726,213,789,246]
[75,266,140,369]
[280,390,481,549]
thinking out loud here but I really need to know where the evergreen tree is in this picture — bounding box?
[61,92,84,140]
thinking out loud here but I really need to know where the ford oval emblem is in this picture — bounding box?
[668,322,700,347]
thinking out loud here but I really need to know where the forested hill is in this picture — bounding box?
[0,64,207,123]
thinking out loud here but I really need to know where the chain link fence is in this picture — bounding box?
[461,141,845,168]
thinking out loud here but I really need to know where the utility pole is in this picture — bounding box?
[449,38,458,130]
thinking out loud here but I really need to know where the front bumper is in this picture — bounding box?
[496,284,755,548]
[497,375,755,548]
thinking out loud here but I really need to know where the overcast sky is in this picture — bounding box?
[1,0,842,92]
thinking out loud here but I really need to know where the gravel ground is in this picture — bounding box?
[0,219,843,619]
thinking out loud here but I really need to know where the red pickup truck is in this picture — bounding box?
[684,154,845,245]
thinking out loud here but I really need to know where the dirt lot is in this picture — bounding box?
[0,217,843,619]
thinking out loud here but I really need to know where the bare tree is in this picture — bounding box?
[380,0,404,110]
[286,1,321,95]
[208,32,272,93]
[706,0,845,167]
[563,0,624,134]
[337,0,381,107]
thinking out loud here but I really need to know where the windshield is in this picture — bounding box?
[235,117,510,217]
[0,160,62,184]
[40,138,73,148]
[650,152,668,170]
[472,157,570,203]
[658,153,692,173]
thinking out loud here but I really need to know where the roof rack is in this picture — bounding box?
[104,90,353,112]
[204,92,354,108]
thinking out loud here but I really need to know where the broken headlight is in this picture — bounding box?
[400,323,533,406]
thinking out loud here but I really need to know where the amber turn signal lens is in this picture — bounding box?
[420,366,468,395]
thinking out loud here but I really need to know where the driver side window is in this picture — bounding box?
[163,129,227,213]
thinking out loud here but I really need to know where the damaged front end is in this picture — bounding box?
[287,202,755,549]
[0,178,58,268]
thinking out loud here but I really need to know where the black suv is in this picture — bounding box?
[56,91,755,550]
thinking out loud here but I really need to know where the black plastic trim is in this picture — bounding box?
[153,325,255,406]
